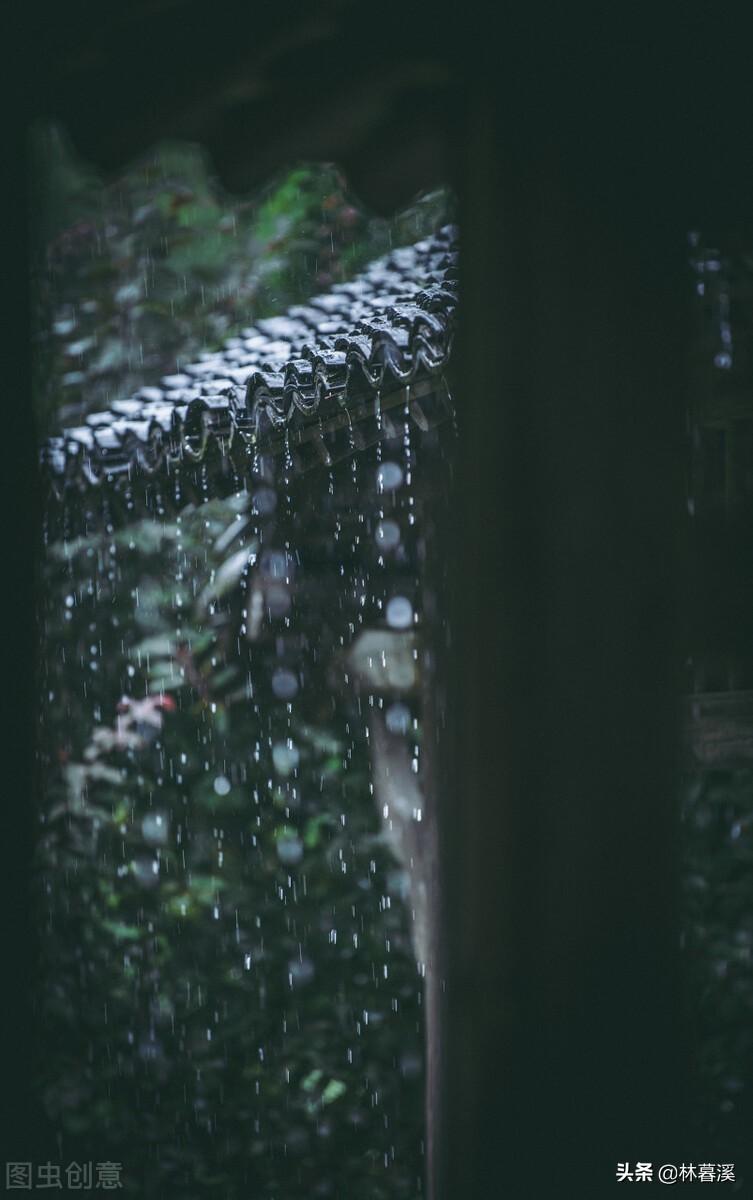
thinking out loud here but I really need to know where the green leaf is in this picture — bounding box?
[188,874,226,905]
[134,634,176,657]
[101,920,141,942]
[303,814,336,849]
[321,755,343,779]
[294,721,342,757]
[301,1069,323,1093]
[166,893,195,918]
[209,665,240,692]
[197,546,253,609]
[321,1078,347,1105]
[274,824,299,843]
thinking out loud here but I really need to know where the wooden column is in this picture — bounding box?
[439,77,688,1197]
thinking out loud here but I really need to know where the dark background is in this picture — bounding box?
[5,5,753,1195]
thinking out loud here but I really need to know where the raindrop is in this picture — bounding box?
[288,956,315,986]
[374,519,401,550]
[376,462,403,492]
[385,703,411,735]
[272,743,300,776]
[141,811,169,846]
[276,835,304,866]
[386,596,413,630]
[271,668,298,700]
[213,775,231,796]
[132,857,160,888]
[399,1053,422,1078]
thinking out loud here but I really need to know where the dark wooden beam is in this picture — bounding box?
[440,63,690,1197]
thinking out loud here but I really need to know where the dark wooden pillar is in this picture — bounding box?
[4,87,49,1161]
[439,73,688,1197]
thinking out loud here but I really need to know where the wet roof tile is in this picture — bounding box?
[42,225,458,493]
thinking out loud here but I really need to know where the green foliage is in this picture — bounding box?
[36,487,425,1197]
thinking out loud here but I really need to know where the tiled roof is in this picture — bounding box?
[43,226,458,496]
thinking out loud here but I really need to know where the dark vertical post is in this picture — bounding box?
[439,67,688,1197]
[3,82,46,1160]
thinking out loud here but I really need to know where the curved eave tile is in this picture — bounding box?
[42,226,458,496]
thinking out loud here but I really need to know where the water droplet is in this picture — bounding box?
[272,668,298,700]
[385,703,411,734]
[399,1052,422,1078]
[288,956,315,986]
[276,836,303,865]
[376,462,403,492]
[132,857,160,888]
[386,596,413,629]
[141,811,168,846]
[375,519,401,550]
[272,743,300,776]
